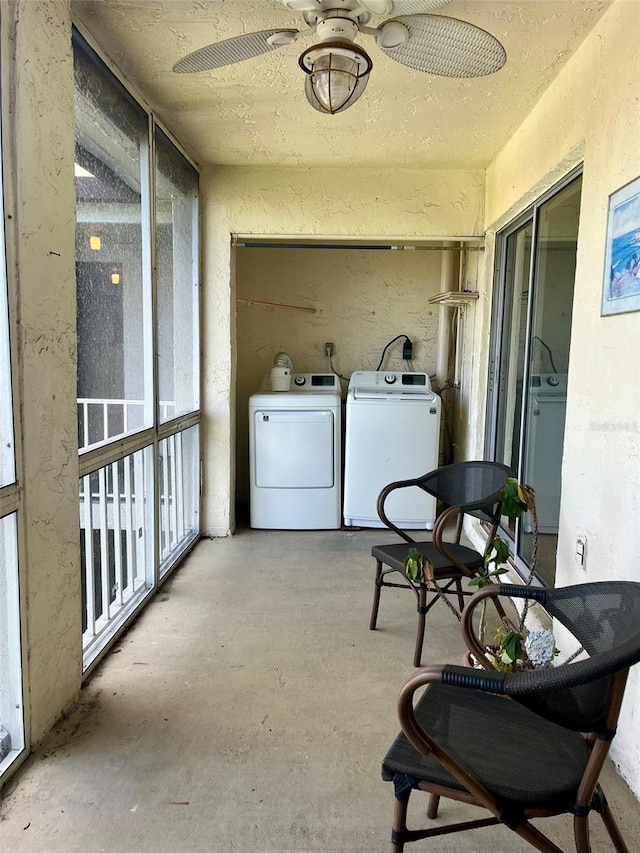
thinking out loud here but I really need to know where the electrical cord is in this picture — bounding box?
[434,378,457,395]
[328,354,349,382]
[434,381,456,465]
[375,334,410,371]
[534,335,558,374]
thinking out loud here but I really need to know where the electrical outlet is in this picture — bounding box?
[324,342,334,357]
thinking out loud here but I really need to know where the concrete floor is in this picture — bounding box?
[1,528,639,852]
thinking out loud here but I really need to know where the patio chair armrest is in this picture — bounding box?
[461,584,546,669]
[431,505,472,574]
[399,664,507,712]
[395,664,507,813]
[397,666,507,756]
[376,477,424,544]
[396,665,448,757]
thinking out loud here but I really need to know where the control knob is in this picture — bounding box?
[294,375,306,386]
[384,374,396,384]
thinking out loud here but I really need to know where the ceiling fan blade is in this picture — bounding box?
[358,0,393,12]
[173,30,300,73]
[379,14,506,77]
[283,0,322,9]
[359,1,451,13]
[385,0,452,12]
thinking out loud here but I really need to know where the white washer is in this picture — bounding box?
[249,373,342,530]
[343,371,441,529]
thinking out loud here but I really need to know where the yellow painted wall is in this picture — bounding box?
[484,0,640,794]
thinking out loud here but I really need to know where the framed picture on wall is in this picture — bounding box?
[601,176,640,316]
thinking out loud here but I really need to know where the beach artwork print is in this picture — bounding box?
[602,176,640,316]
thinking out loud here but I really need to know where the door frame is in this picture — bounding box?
[484,165,583,584]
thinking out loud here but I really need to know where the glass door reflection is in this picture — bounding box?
[490,174,582,586]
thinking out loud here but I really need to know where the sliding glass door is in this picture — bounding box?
[487,172,582,586]
[0,92,25,775]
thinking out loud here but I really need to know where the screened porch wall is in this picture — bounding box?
[5,0,82,747]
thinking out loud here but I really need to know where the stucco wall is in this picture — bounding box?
[201,166,485,534]
[484,0,640,795]
[234,245,446,503]
[7,1,81,744]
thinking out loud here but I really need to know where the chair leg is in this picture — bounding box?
[427,793,440,819]
[514,820,566,853]
[455,578,464,612]
[413,585,427,667]
[573,814,592,853]
[599,798,630,853]
[370,560,383,630]
[391,791,410,853]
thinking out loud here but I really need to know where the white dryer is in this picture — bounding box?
[343,371,441,529]
[249,373,342,530]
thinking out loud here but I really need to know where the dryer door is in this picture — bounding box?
[253,410,334,488]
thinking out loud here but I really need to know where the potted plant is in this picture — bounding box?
[402,476,559,673]
[464,478,559,672]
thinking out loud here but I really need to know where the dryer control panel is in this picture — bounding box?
[291,373,340,391]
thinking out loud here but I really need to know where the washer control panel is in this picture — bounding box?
[349,371,432,393]
[530,373,567,393]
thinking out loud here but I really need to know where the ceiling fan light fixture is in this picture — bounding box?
[299,41,372,115]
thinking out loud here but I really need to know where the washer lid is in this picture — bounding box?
[348,370,434,397]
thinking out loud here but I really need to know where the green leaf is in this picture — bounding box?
[403,547,427,583]
[406,561,419,581]
[502,631,525,663]
[484,536,511,569]
[499,479,529,519]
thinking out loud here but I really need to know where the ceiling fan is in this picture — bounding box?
[172,0,507,115]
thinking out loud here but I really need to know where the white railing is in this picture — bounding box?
[78,398,195,657]
[77,397,176,451]
[159,430,186,572]
[79,453,149,652]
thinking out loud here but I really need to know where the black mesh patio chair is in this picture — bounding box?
[382,581,640,853]
[370,460,513,666]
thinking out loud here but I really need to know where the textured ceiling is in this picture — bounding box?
[71,0,612,169]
